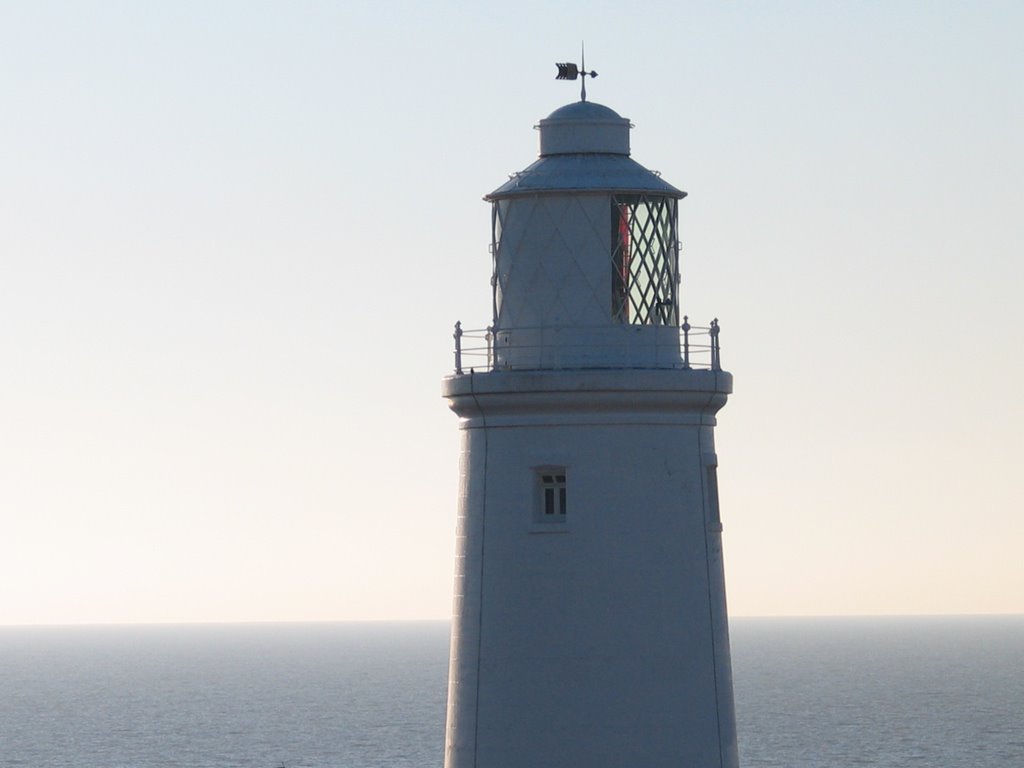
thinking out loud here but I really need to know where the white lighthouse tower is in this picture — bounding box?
[442,87,737,768]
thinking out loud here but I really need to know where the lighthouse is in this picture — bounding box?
[442,86,737,768]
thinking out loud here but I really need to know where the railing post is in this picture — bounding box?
[485,326,494,371]
[681,316,691,369]
[453,321,463,375]
[710,318,721,371]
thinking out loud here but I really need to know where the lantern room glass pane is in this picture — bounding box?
[611,195,679,325]
[491,200,506,326]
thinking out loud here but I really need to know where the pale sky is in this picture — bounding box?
[1,1,1021,624]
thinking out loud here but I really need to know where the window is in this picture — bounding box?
[536,470,567,523]
[611,194,679,325]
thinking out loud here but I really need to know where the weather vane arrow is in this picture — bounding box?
[555,43,597,101]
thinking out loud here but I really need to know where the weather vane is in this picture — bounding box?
[555,43,597,101]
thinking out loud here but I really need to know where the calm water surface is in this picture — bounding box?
[1,617,1021,767]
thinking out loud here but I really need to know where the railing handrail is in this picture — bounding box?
[451,319,723,374]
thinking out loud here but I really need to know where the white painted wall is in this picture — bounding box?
[443,370,737,768]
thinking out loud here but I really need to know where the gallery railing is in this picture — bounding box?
[452,317,722,374]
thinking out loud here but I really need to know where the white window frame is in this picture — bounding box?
[533,467,568,527]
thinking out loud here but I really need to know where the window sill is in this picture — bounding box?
[528,525,571,535]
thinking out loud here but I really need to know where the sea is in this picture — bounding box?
[1,616,1021,767]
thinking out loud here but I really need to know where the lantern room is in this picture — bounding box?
[483,100,688,370]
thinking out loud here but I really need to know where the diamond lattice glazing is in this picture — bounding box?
[612,195,679,325]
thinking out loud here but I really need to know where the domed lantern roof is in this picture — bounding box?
[539,100,631,155]
[486,100,685,200]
